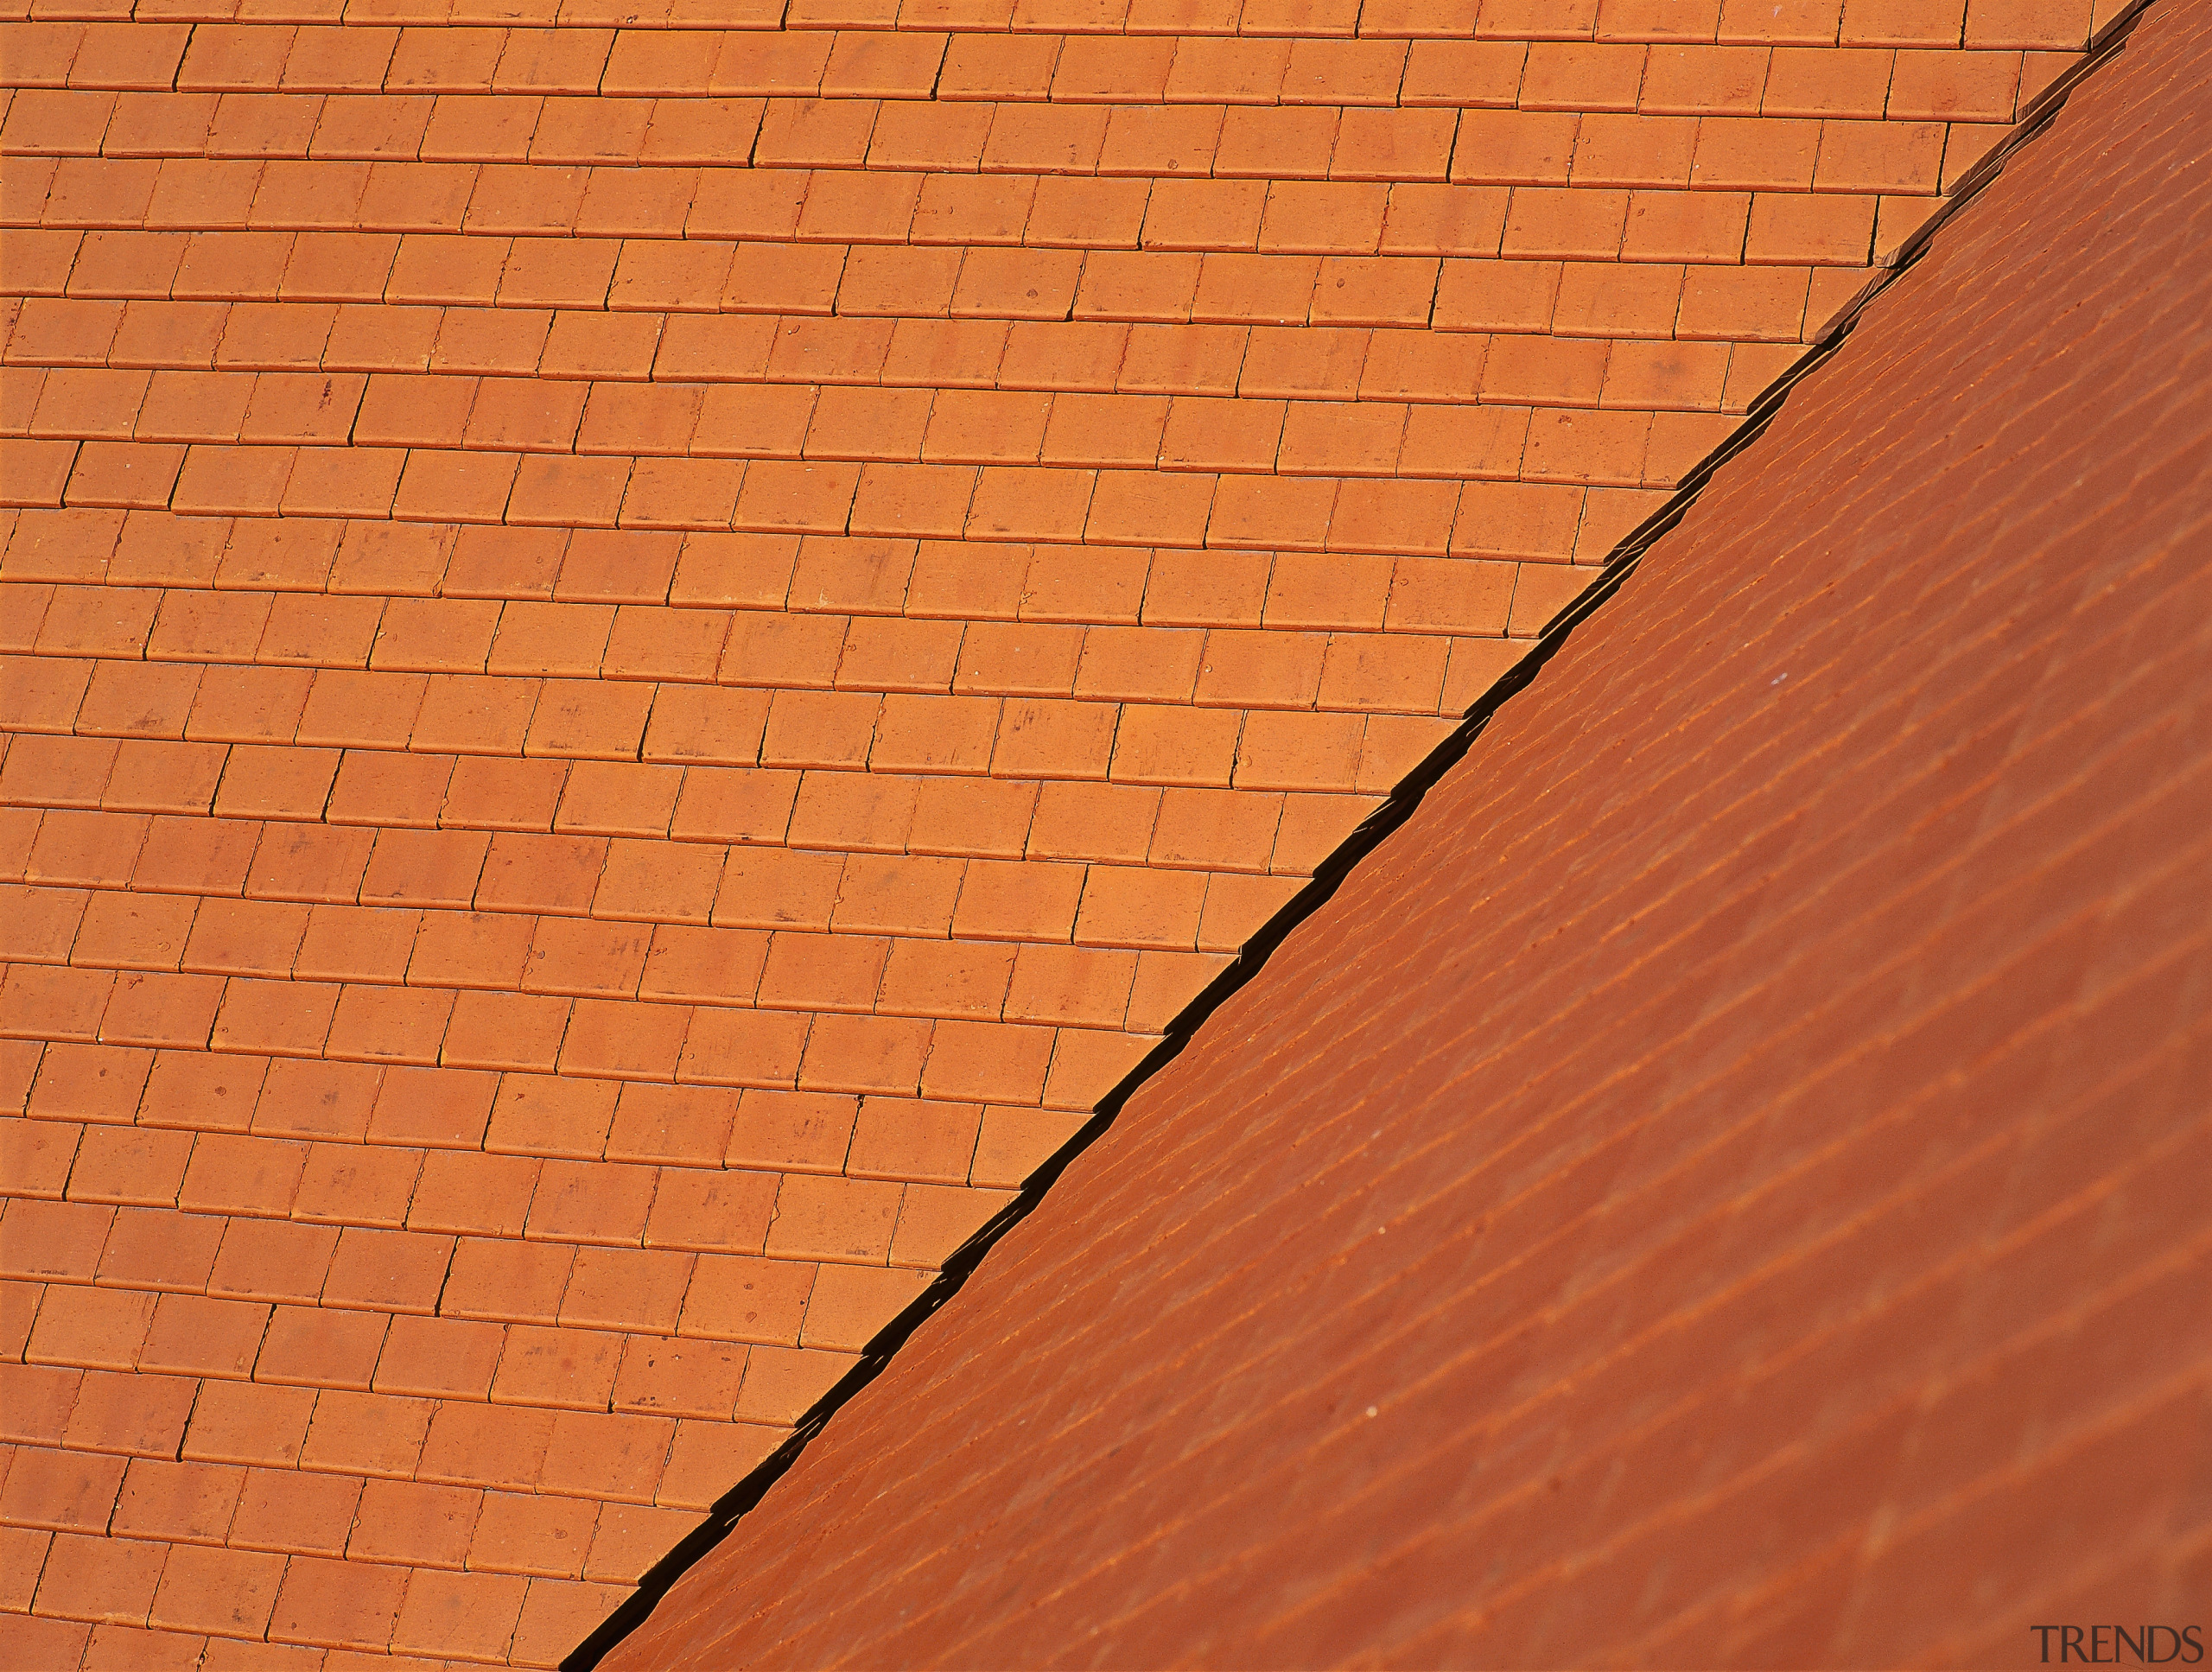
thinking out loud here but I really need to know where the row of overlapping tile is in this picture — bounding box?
[0,0,2130,31]
[0,0,2101,1664]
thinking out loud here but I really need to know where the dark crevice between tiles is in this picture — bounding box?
[563,6,2158,1662]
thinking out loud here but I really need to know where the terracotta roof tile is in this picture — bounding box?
[586,1,2210,1662]
[0,0,2113,1656]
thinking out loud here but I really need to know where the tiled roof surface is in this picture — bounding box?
[0,0,2120,1662]
[592,1,2212,1665]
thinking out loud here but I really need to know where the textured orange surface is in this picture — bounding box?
[0,0,2116,1662]
[599,3,2212,1667]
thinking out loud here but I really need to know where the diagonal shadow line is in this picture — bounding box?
[562,6,2158,1661]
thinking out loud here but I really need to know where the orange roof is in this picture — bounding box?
[0,0,2119,1662]
[591,1,2212,1662]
